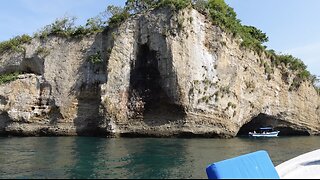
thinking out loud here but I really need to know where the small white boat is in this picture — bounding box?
[249,127,280,137]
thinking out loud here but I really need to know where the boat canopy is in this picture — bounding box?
[259,127,273,130]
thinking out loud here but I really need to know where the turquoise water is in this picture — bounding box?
[0,136,319,179]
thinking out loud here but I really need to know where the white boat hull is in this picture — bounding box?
[249,131,280,137]
[276,149,320,179]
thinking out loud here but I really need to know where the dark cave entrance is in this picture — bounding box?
[275,126,310,136]
[74,82,104,135]
[237,113,310,136]
[129,44,185,125]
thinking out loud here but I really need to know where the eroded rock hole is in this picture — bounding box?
[237,113,278,136]
[129,44,185,125]
[74,82,103,135]
[0,112,10,135]
[20,57,44,75]
[0,95,8,105]
[237,113,310,136]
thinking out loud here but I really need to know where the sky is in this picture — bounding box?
[0,0,318,78]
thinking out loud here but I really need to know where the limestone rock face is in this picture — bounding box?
[0,34,109,136]
[0,7,319,137]
[101,7,320,137]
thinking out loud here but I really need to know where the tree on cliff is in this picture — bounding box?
[125,0,157,13]
[105,0,318,92]
[108,0,269,47]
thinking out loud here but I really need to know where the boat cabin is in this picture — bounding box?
[254,127,274,134]
[249,127,280,137]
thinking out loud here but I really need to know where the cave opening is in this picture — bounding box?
[129,44,185,126]
[237,113,278,136]
[21,57,44,75]
[0,112,10,136]
[237,113,310,136]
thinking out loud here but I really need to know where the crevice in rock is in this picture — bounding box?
[128,44,185,126]
[0,112,10,136]
[74,82,104,136]
[237,113,310,136]
[0,95,8,105]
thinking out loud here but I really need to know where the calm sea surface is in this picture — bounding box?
[0,136,319,179]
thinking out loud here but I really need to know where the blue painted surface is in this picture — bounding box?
[206,150,280,179]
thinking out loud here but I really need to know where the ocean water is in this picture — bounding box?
[0,136,319,179]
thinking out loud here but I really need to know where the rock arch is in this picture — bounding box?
[237,113,310,136]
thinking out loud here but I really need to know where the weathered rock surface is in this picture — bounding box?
[0,7,319,137]
[0,34,109,136]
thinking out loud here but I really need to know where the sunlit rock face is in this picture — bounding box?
[0,34,108,136]
[0,7,319,137]
[101,7,319,137]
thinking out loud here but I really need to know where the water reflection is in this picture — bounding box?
[0,137,76,178]
[0,136,319,179]
[68,137,104,178]
[122,139,188,179]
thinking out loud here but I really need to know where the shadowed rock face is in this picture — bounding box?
[0,7,319,137]
[128,44,186,127]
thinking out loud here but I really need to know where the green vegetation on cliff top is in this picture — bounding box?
[0,72,20,85]
[0,15,106,55]
[0,0,318,92]
[100,0,320,91]
[33,16,105,39]
[0,34,32,54]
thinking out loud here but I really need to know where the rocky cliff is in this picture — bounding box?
[0,7,319,137]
